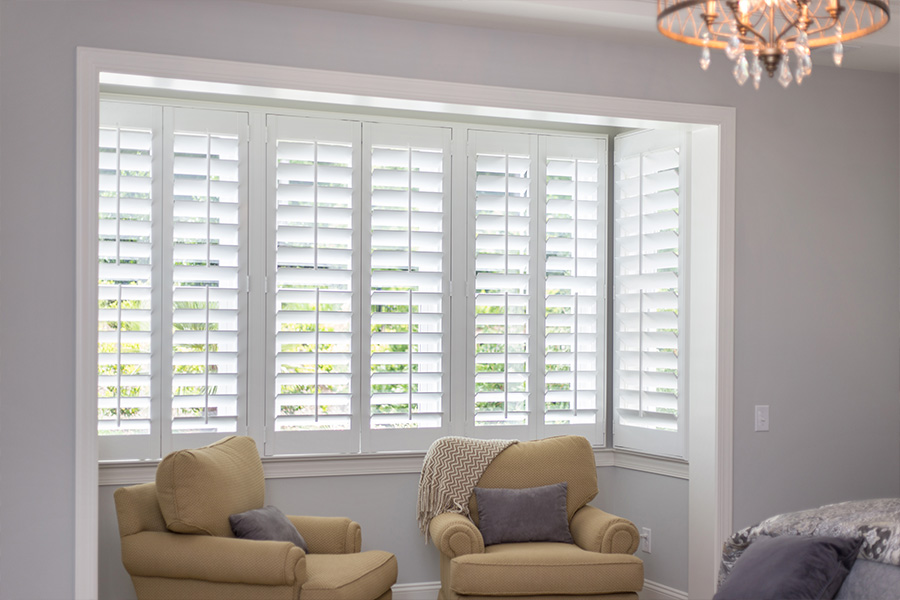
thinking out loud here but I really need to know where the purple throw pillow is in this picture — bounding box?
[474,482,574,546]
[714,535,863,600]
[229,505,308,553]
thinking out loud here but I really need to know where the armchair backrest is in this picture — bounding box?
[154,435,265,537]
[467,435,598,526]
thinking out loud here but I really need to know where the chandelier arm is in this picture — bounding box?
[804,18,839,37]
[723,3,769,46]
[774,16,804,43]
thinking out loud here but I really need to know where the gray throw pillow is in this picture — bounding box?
[229,505,308,552]
[714,535,863,600]
[474,482,574,546]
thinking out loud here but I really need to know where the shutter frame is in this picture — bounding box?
[612,129,688,459]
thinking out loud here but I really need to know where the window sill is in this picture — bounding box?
[98,448,688,486]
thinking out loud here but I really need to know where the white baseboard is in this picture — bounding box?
[639,579,689,600]
[392,581,440,600]
[392,580,686,600]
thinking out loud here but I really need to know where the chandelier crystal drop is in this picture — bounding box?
[700,32,712,68]
[734,52,751,84]
[657,0,890,88]
[749,49,763,88]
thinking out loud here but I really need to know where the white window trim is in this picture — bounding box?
[97,446,689,487]
[76,47,734,600]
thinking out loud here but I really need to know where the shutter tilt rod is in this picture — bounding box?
[408,145,414,423]
[313,142,320,424]
[503,154,510,421]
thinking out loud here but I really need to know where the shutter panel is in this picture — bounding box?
[98,102,161,460]
[613,129,686,458]
[166,107,248,450]
[469,130,537,436]
[267,115,361,455]
[365,123,451,451]
[542,135,606,443]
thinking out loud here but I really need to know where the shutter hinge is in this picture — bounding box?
[246,275,251,293]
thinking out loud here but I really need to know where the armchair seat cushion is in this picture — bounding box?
[449,542,644,597]
[302,551,398,600]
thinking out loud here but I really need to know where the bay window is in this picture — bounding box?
[98,98,686,461]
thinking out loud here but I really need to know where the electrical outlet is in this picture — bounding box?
[640,527,651,553]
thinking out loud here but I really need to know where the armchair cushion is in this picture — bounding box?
[230,505,308,552]
[302,551,398,600]
[468,435,598,527]
[156,436,265,537]
[449,542,644,596]
[474,483,573,545]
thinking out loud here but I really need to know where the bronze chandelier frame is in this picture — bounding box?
[658,0,890,77]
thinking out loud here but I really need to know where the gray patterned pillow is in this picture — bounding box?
[474,482,574,546]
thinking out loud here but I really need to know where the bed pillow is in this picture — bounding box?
[229,505,308,553]
[474,482,573,546]
[714,535,863,600]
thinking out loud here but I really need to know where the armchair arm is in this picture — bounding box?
[429,512,485,558]
[570,505,640,555]
[121,531,306,586]
[287,515,361,554]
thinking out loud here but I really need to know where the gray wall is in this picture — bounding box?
[594,468,689,591]
[1,1,898,598]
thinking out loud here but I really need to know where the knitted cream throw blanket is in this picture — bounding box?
[417,436,517,541]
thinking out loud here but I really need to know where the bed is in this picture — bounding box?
[717,498,900,599]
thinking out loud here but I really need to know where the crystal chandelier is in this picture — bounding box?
[657,0,890,88]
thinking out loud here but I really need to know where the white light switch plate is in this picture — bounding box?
[755,405,769,432]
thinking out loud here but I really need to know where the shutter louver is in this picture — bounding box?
[613,130,685,458]
[367,123,450,441]
[98,117,154,440]
[470,131,535,429]
[543,136,605,433]
[168,108,247,441]
[268,116,360,454]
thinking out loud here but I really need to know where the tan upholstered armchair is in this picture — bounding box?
[114,436,397,600]
[429,435,644,600]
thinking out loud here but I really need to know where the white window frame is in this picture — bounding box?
[76,48,734,600]
[96,103,611,459]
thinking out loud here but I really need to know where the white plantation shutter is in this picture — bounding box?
[542,135,606,442]
[266,115,361,455]
[97,98,627,460]
[364,123,451,451]
[613,129,687,458]
[469,131,537,437]
[165,107,249,450]
[98,102,161,461]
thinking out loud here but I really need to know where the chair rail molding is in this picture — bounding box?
[76,46,734,600]
[98,448,689,486]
